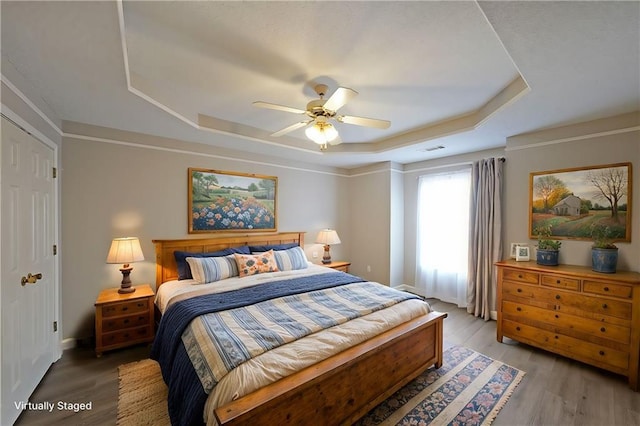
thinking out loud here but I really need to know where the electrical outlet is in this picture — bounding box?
[367,265,371,272]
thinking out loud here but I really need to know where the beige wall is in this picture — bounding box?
[61,127,350,340]
[347,164,391,283]
[503,113,640,273]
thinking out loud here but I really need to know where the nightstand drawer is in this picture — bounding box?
[102,313,151,332]
[100,326,152,347]
[101,299,149,317]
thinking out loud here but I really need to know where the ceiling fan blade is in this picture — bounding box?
[338,115,391,129]
[322,87,358,112]
[253,101,306,115]
[270,120,312,137]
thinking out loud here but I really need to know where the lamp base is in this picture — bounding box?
[118,285,136,294]
[322,244,332,264]
[118,265,136,294]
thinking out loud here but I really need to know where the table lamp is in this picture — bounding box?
[106,237,144,294]
[315,229,341,264]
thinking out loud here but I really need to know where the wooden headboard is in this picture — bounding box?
[152,232,305,288]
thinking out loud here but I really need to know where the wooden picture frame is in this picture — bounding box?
[188,168,277,233]
[529,163,631,241]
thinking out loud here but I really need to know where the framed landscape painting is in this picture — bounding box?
[529,163,631,241]
[188,168,277,233]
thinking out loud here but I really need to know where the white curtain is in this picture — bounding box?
[467,158,503,321]
[415,169,471,307]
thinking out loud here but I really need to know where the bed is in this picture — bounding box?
[151,231,446,426]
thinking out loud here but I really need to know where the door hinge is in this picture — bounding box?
[53,167,57,178]
[53,244,57,255]
[53,321,58,332]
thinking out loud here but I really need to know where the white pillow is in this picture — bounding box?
[186,254,239,284]
[273,246,309,271]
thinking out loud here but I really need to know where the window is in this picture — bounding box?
[415,168,471,307]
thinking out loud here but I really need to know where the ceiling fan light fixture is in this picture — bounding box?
[305,121,338,145]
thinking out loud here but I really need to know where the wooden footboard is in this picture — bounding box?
[215,310,447,425]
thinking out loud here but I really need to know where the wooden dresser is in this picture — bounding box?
[496,259,640,391]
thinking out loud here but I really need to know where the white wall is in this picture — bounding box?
[61,126,350,340]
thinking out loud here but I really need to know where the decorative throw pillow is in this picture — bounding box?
[273,246,309,271]
[186,254,239,284]
[234,250,279,277]
[174,246,250,280]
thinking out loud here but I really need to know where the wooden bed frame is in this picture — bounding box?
[153,232,447,425]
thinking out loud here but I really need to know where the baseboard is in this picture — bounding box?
[61,338,77,351]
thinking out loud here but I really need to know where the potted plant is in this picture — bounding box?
[591,224,618,273]
[535,225,561,266]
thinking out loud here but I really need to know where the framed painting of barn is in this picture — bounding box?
[188,168,277,233]
[529,163,631,241]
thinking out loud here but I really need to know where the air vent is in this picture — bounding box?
[420,145,445,152]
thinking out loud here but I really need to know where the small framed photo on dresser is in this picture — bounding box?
[510,243,528,259]
[515,245,530,261]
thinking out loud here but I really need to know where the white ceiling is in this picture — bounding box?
[1,1,638,169]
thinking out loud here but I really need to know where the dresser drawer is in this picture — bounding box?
[502,281,632,320]
[503,320,629,372]
[502,300,631,345]
[583,280,633,299]
[541,274,580,291]
[101,299,149,317]
[100,326,152,347]
[503,268,539,285]
[102,313,151,332]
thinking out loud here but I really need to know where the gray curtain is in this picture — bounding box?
[467,157,503,320]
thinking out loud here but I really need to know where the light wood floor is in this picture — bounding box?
[15,299,640,426]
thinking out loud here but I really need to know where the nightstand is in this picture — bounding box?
[95,284,155,357]
[321,261,351,273]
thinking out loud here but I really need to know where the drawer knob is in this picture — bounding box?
[124,319,129,324]
[555,294,561,300]
[555,314,559,319]
[599,350,605,356]
[517,288,522,293]
[122,307,128,311]
[600,327,606,333]
[602,303,608,309]
[137,303,144,307]
[516,307,522,312]
[604,287,609,291]
[516,326,521,331]
[556,279,561,284]
[554,335,559,339]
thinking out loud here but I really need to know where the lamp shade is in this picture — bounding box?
[106,237,144,264]
[315,229,341,245]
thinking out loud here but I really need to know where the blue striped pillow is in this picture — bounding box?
[186,254,239,284]
[273,246,309,271]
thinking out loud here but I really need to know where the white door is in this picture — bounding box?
[1,116,57,425]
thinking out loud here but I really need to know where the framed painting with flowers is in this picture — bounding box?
[188,168,277,233]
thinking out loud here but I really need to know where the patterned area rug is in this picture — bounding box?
[117,345,524,426]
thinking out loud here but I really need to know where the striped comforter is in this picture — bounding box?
[183,281,419,394]
[151,269,423,425]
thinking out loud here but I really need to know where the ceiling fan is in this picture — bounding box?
[253,84,391,150]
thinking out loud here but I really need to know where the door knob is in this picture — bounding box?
[21,273,43,286]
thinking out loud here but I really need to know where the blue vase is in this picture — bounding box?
[536,249,559,266]
[592,248,618,273]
